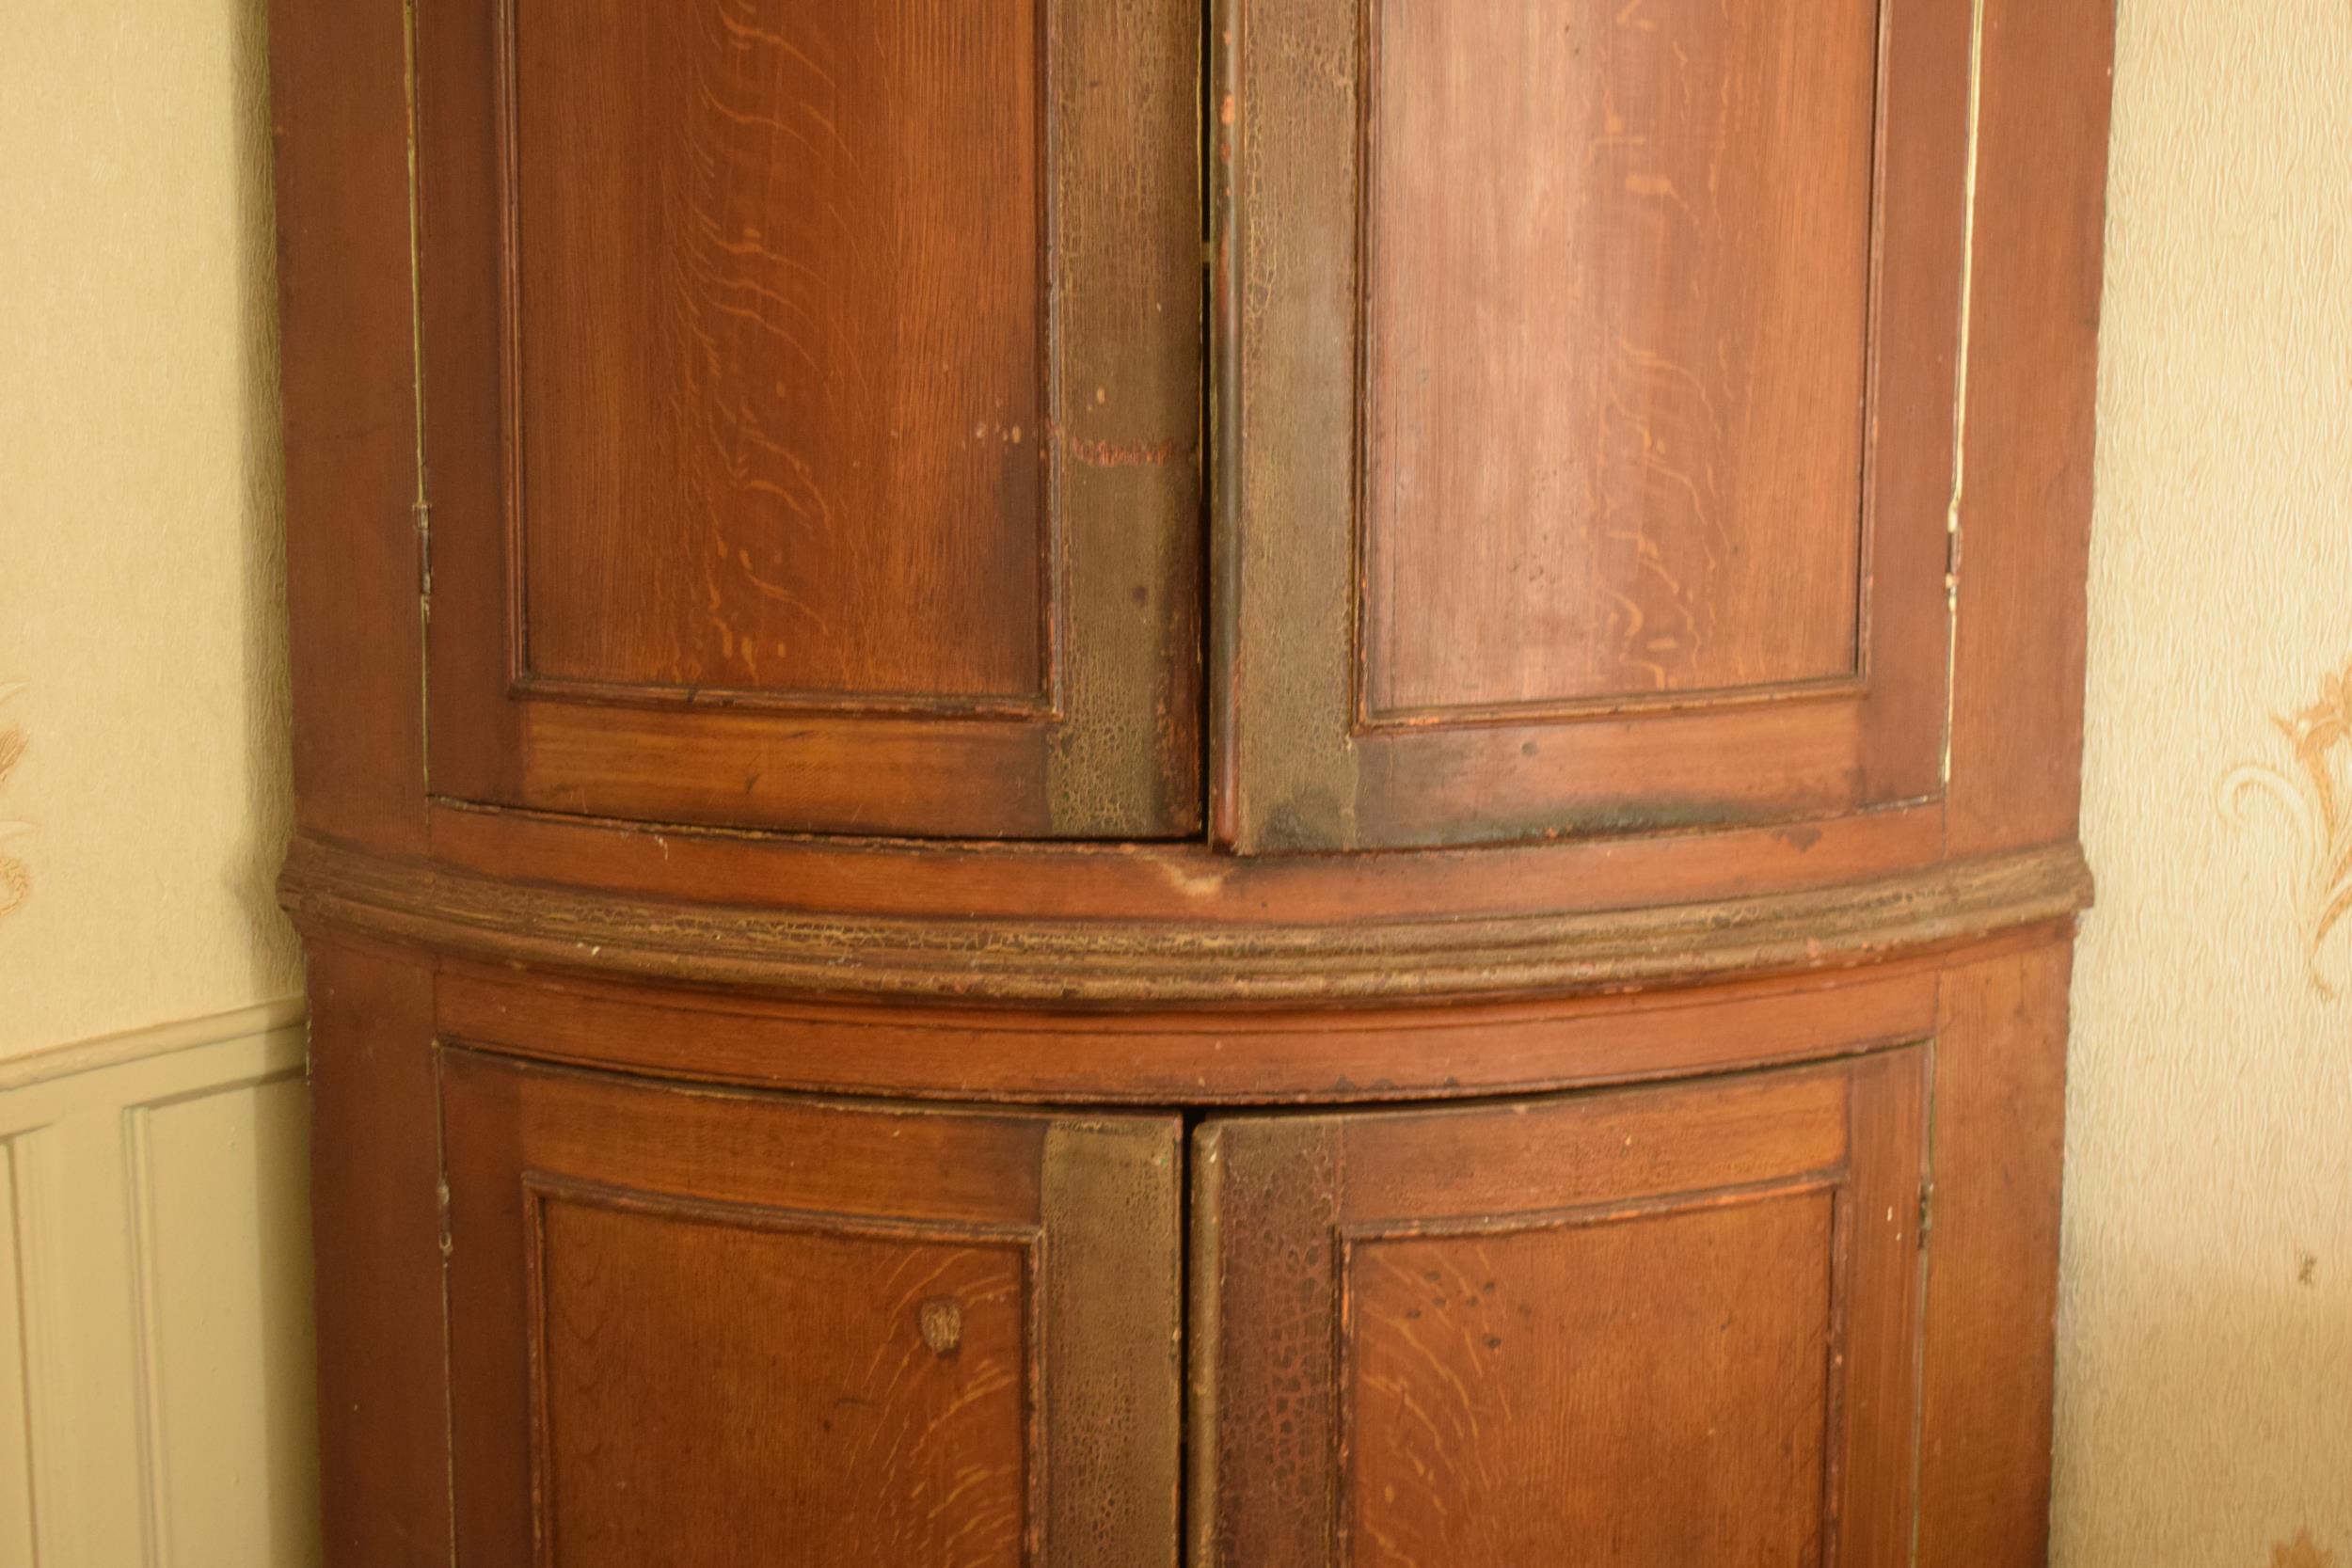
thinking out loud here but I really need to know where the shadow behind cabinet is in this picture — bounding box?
[273,0,2115,1563]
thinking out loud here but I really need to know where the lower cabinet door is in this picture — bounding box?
[1192,1051,1928,1568]
[439,1049,1183,1568]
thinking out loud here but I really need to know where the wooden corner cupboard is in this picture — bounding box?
[272,0,2115,1562]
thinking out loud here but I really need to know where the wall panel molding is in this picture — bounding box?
[0,1002,315,1568]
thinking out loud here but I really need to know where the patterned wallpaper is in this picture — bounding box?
[0,682,26,923]
[2225,662,2352,1001]
[0,0,303,1055]
[2055,1,2352,1562]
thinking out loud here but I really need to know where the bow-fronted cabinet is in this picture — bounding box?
[273,0,2113,1561]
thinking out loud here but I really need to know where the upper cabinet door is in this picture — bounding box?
[417,0,1201,838]
[1216,0,1971,850]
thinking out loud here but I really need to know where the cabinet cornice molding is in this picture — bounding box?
[281,832,2090,1007]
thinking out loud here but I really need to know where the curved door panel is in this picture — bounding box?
[418,0,1201,836]
[1216,0,1971,848]
[1193,1051,1928,1566]
[441,1050,1182,1566]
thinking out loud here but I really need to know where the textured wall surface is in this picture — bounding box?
[2056,3,2352,1563]
[0,0,302,1057]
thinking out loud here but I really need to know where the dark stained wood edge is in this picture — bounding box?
[272,0,427,855]
[1212,0,1359,851]
[1189,1116,1343,1568]
[304,938,452,1568]
[283,830,2090,1006]
[1206,0,1244,850]
[1915,939,2074,1566]
[1040,0,1206,837]
[1039,1120,1185,1568]
[1944,0,2117,854]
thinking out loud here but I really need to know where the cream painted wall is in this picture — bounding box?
[2057,3,2352,1565]
[0,0,303,1056]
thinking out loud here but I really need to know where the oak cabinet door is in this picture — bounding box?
[441,1051,1182,1567]
[1216,0,1971,849]
[1192,1052,1928,1566]
[416,0,1201,837]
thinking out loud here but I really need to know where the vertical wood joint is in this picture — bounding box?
[414,503,433,600]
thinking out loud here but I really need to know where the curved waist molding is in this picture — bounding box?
[280,833,2092,1007]
[279,832,2098,1006]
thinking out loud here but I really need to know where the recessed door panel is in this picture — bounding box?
[532,1195,1032,1568]
[1216,0,1970,848]
[420,0,1201,836]
[512,1,1053,711]
[1192,1051,1929,1567]
[1344,1194,1837,1563]
[1360,0,1874,720]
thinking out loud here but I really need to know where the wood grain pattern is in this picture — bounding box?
[1359,0,1877,720]
[440,1051,1183,1568]
[417,0,1201,838]
[282,827,2091,1006]
[1216,0,1969,850]
[1194,1053,1927,1568]
[1944,0,2117,855]
[272,0,2115,1556]
[512,0,1050,709]
[422,794,1950,924]
[430,958,1947,1106]
[1342,1192,1838,1565]
[1915,942,2074,1567]
[529,1188,1032,1567]
[270,0,426,855]
[304,941,450,1568]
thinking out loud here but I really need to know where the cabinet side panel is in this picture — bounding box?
[1916,942,2074,1566]
[271,0,426,852]
[1944,0,2115,854]
[306,940,450,1567]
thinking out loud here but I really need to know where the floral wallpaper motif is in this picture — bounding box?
[2223,660,2352,998]
[0,681,27,921]
[2274,1529,2341,1568]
